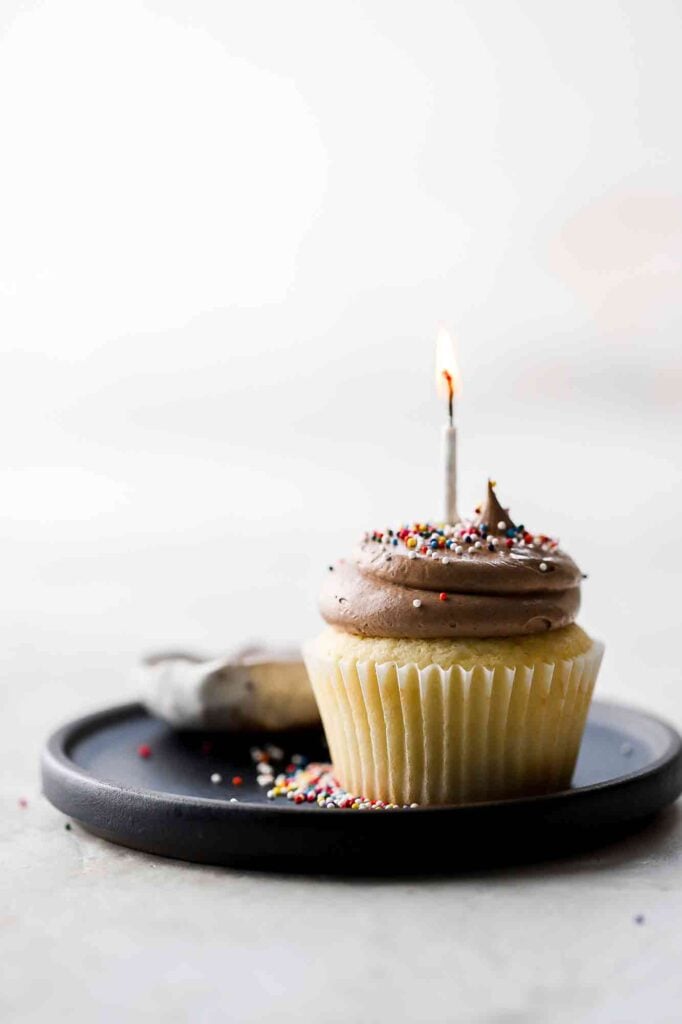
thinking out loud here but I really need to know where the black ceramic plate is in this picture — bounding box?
[41,700,682,873]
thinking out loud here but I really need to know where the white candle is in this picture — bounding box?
[442,422,458,525]
[435,328,460,524]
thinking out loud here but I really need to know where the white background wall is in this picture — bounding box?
[1,0,681,731]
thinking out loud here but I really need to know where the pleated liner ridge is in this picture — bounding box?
[303,642,604,805]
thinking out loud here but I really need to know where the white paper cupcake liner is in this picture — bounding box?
[303,640,604,805]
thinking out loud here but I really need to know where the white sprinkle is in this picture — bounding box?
[474,541,482,549]
[267,789,276,799]
[229,797,239,804]
[210,773,222,784]
[257,776,274,787]
[533,537,542,547]
[291,754,305,765]
[441,557,450,565]
[455,546,464,556]
[497,521,506,530]
[410,802,419,808]
[408,552,417,559]
[539,561,549,572]
[256,762,273,775]
[412,598,422,608]
[266,744,284,760]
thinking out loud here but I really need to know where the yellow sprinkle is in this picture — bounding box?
[406,537,417,549]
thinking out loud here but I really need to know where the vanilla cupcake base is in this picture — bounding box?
[303,626,604,805]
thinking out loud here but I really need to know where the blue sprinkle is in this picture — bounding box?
[429,539,439,549]
[505,528,516,538]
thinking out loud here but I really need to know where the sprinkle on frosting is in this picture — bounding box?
[363,480,560,560]
[319,480,583,639]
[363,517,558,560]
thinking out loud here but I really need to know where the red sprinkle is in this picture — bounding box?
[505,538,514,548]
[138,744,152,759]
[232,776,243,786]
[18,797,28,808]
[439,592,448,601]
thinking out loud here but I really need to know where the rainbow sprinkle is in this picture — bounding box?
[266,762,417,810]
[365,521,559,557]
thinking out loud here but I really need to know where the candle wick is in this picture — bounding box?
[443,370,454,427]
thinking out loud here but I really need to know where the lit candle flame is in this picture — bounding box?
[435,328,460,426]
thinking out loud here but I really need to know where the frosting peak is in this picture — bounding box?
[319,482,583,640]
[474,479,516,535]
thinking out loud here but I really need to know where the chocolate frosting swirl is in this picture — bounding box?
[319,482,583,639]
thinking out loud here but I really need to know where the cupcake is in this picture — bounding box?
[304,482,604,805]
